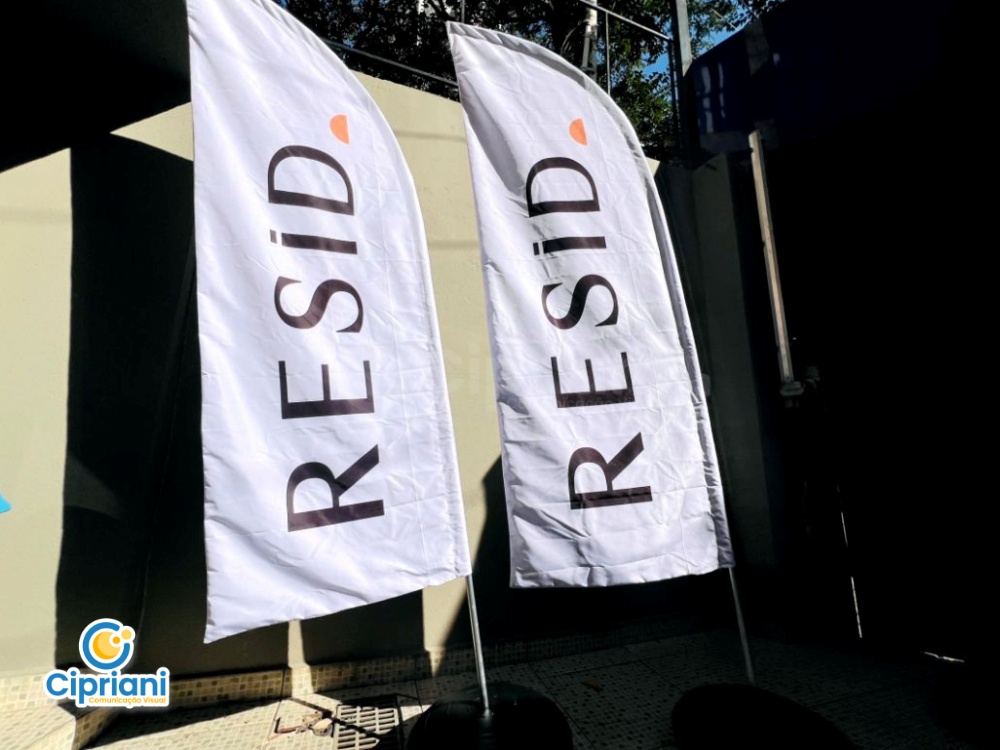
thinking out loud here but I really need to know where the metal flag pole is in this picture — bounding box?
[465,574,492,713]
[728,568,756,685]
[411,573,577,747]
[748,128,801,399]
[603,10,611,94]
[580,6,599,79]
[731,128,798,689]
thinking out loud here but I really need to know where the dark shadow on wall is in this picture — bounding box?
[132,267,288,676]
[762,104,987,660]
[442,458,731,653]
[1,6,188,173]
[55,133,288,673]
[656,154,873,644]
[56,134,196,666]
[686,0,987,660]
[56,128,424,676]
[299,590,425,665]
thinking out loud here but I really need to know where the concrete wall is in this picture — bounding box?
[365,76,494,657]
[1,75,717,681]
[0,151,73,676]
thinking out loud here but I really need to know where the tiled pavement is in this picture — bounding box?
[9,629,987,749]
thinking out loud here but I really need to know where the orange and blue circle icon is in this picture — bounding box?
[79,619,135,672]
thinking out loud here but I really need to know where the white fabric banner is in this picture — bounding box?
[189,0,470,642]
[448,23,733,588]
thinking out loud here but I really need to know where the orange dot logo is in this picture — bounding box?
[569,118,588,145]
[330,114,350,144]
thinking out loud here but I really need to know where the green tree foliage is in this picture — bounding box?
[281,1,785,160]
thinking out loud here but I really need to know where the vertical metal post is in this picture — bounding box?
[665,41,681,152]
[728,568,756,685]
[460,0,466,23]
[749,129,795,387]
[667,0,696,164]
[604,11,611,94]
[465,575,491,713]
[672,0,693,75]
[581,7,599,79]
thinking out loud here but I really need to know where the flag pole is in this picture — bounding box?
[748,129,801,401]
[465,574,492,713]
[728,568,756,685]
[411,574,576,745]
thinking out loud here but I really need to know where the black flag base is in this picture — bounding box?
[672,684,855,749]
[406,681,573,750]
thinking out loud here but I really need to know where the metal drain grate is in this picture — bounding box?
[332,694,404,749]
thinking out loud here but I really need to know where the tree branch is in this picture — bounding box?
[425,0,453,20]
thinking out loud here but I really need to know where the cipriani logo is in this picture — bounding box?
[44,619,170,708]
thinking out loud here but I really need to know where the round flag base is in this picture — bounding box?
[672,683,854,749]
[406,682,573,750]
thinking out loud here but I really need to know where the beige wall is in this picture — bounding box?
[361,76,498,652]
[1,75,687,680]
[76,78,499,675]
[0,151,73,676]
[112,79,500,672]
